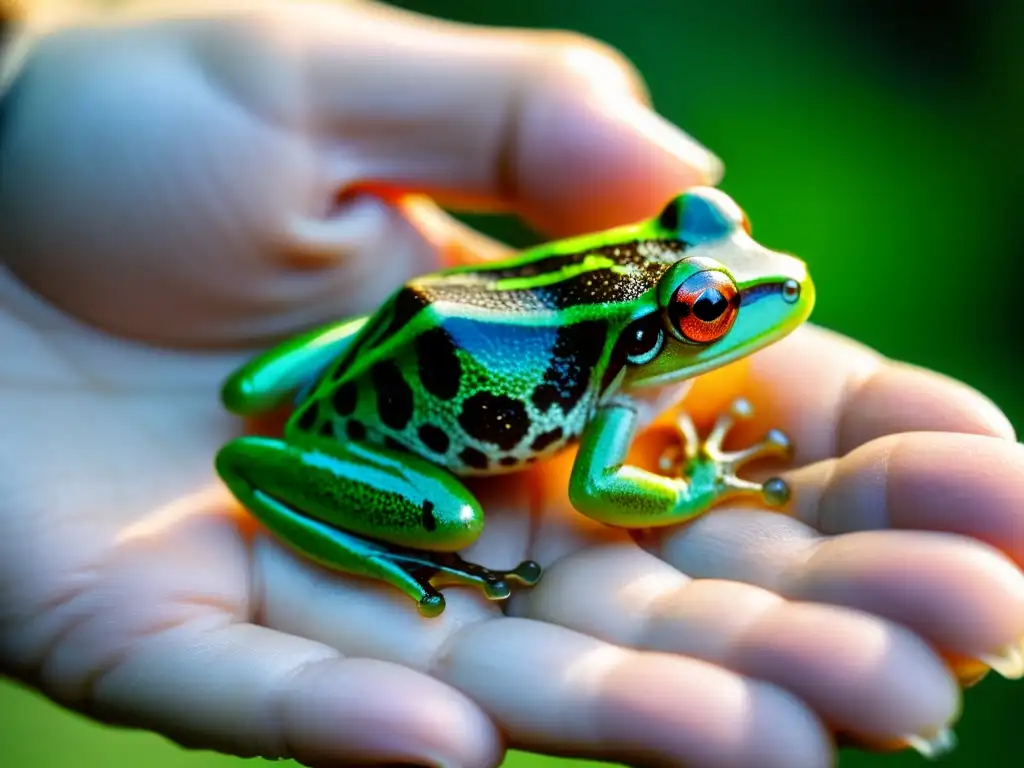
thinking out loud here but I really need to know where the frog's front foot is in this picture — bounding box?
[394,551,543,618]
[659,398,793,507]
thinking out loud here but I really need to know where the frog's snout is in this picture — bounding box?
[784,262,816,320]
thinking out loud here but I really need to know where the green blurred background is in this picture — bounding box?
[3,0,1022,765]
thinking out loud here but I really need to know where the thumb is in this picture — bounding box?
[0,1,721,348]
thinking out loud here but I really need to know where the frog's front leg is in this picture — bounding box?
[216,436,541,617]
[569,398,792,528]
[221,316,369,416]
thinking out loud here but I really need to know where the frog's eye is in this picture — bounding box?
[668,270,739,344]
[621,313,665,365]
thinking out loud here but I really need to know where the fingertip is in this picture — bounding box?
[884,434,1024,563]
[308,4,723,237]
[789,527,1024,663]
[533,35,724,188]
[841,363,1017,449]
[501,33,723,235]
[733,601,961,744]
[517,87,724,235]
[89,621,503,768]
[595,652,833,768]
[806,432,1024,564]
[282,657,505,768]
[742,681,836,768]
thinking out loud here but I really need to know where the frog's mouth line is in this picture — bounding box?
[629,276,810,391]
[738,280,787,306]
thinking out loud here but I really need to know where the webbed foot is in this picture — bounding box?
[393,551,543,617]
[658,398,794,507]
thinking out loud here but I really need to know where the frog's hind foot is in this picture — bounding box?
[658,397,794,507]
[394,550,542,618]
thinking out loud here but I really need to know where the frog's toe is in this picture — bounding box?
[672,412,701,457]
[719,427,794,471]
[482,579,512,601]
[658,444,683,474]
[728,397,755,420]
[762,477,792,506]
[764,428,792,454]
[704,397,756,453]
[417,592,446,618]
[477,560,543,599]
[716,472,791,508]
[719,474,764,497]
[511,560,543,586]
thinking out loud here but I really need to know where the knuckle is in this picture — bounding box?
[535,31,648,101]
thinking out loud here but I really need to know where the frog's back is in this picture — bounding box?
[287,239,683,475]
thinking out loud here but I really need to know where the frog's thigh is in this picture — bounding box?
[216,436,486,567]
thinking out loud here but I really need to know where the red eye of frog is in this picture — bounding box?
[669,270,740,344]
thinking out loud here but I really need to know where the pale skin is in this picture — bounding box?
[2,2,1024,767]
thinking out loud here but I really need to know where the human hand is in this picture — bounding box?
[2,2,1023,768]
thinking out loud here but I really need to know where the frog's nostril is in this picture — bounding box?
[781,279,800,304]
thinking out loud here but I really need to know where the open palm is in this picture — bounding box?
[2,3,1023,767]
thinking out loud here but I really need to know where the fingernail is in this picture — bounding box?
[615,99,725,185]
[903,728,958,760]
[978,640,1024,679]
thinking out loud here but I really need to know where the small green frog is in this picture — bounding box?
[216,187,815,616]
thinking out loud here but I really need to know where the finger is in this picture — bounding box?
[1,10,520,346]
[784,431,1024,677]
[86,621,502,768]
[790,432,1024,566]
[646,509,1024,677]
[43,188,507,347]
[519,542,959,754]
[2,492,502,768]
[668,325,1014,466]
[257,540,831,767]
[298,1,722,235]
[438,618,831,768]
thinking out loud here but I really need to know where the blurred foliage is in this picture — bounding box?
[2,0,1021,766]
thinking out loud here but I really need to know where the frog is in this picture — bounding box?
[215,186,815,617]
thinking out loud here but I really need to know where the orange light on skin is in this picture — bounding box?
[335,180,411,208]
[943,653,992,688]
[630,357,755,468]
[244,406,292,439]
[338,182,511,268]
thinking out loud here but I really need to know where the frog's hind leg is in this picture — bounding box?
[216,436,541,617]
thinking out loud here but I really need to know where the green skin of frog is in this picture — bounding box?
[216,187,816,617]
